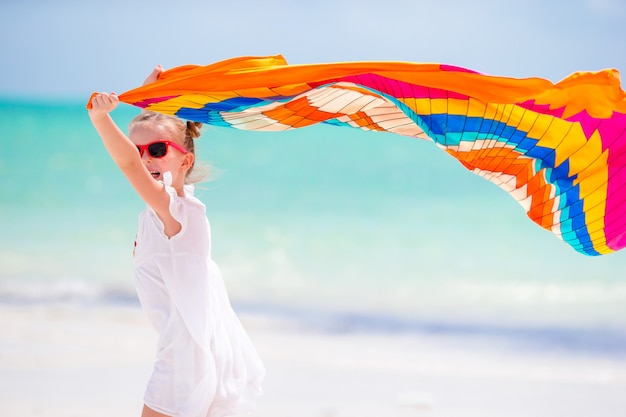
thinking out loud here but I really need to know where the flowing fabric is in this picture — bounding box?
[94,55,626,256]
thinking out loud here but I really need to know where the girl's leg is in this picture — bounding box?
[141,404,171,417]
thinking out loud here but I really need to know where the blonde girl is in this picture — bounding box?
[88,66,264,417]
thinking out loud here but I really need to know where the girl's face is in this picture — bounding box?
[130,123,193,186]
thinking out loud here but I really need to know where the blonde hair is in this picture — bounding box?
[129,112,207,183]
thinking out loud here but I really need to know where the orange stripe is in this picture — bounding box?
[448,146,556,230]
[348,111,386,131]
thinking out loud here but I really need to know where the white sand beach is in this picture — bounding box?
[1,303,625,417]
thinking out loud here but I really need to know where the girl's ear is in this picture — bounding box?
[180,152,195,173]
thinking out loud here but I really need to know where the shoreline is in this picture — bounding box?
[2,303,626,417]
[2,294,625,359]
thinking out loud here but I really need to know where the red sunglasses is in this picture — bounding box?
[136,141,188,158]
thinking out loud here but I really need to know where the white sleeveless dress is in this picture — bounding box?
[133,173,264,417]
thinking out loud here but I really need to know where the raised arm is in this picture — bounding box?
[88,93,182,237]
[88,93,141,172]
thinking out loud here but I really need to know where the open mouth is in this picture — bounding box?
[150,170,160,179]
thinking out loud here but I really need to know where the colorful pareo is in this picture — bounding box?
[93,55,626,256]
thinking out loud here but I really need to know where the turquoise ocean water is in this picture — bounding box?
[1,98,625,354]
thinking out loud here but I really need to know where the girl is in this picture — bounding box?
[88,66,265,417]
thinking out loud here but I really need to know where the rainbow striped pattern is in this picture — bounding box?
[115,55,626,256]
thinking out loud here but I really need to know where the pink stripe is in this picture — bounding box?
[329,74,469,100]
[439,64,480,74]
[566,109,602,139]
[132,95,179,108]
[517,100,565,118]
[598,112,626,250]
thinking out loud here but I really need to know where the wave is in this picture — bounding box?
[0,279,139,306]
[2,279,625,359]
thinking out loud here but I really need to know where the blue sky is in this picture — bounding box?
[1,0,625,99]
